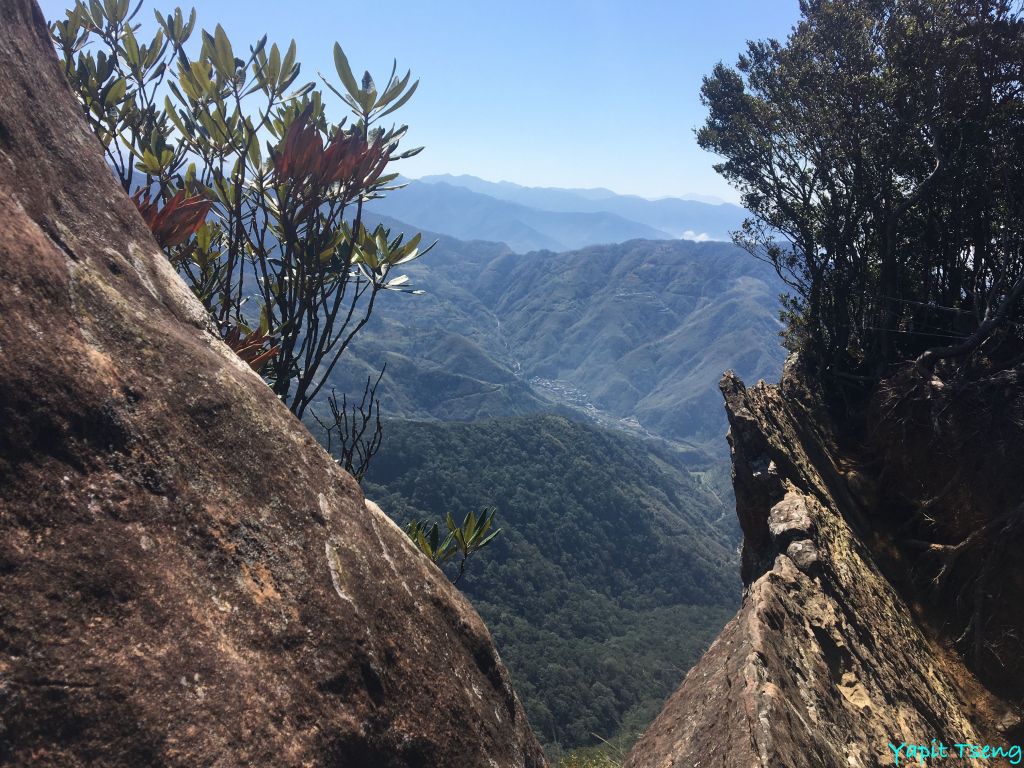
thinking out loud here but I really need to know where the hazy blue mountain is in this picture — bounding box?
[419,174,622,202]
[332,219,786,451]
[328,215,552,422]
[362,414,739,751]
[415,173,745,240]
[365,180,674,253]
[473,239,785,446]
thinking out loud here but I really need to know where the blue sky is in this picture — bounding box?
[40,0,801,202]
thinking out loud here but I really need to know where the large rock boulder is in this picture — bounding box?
[0,2,545,765]
[626,364,1018,767]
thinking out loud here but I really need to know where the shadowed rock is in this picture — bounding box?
[0,2,545,765]
[625,363,1015,768]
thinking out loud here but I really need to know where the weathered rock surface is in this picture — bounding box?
[626,364,1016,768]
[0,2,546,765]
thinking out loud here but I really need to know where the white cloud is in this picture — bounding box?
[681,230,711,242]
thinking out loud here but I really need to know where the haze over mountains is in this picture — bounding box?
[418,175,731,206]
[326,180,786,753]
[366,174,746,252]
[334,218,784,451]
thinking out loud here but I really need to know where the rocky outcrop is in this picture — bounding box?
[0,2,545,765]
[626,362,1019,768]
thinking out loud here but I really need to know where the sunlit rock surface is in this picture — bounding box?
[0,2,545,765]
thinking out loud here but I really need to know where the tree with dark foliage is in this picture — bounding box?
[699,0,1024,390]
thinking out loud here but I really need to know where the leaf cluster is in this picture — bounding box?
[50,0,433,425]
[405,507,501,585]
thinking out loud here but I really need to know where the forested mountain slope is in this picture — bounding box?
[332,222,786,452]
[362,415,739,751]
[318,216,786,755]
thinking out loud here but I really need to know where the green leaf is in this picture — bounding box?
[213,24,234,76]
[195,221,211,252]
[377,67,409,108]
[375,79,419,121]
[333,43,362,103]
[373,227,388,263]
[182,8,197,39]
[168,77,189,104]
[121,25,139,68]
[281,39,297,81]
[247,132,262,168]
[267,43,281,88]
[104,77,127,107]
[144,30,164,69]
[392,234,434,265]
[88,0,104,27]
[374,172,401,188]
[440,532,456,561]
[138,148,161,173]
[187,59,215,97]
[165,98,191,136]
[251,34,268,60]
[477,529,501,549]
[357,70,377,113]
[416,527,430,556]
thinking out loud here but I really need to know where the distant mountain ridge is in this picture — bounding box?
[419,173,733,207]
[364,175,746,253]
[366,179,674,253]
[334,216,785,452]
[407,173,746,242]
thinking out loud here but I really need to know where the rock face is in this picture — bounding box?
[626,363,1018,768]
[0,2,546,765]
